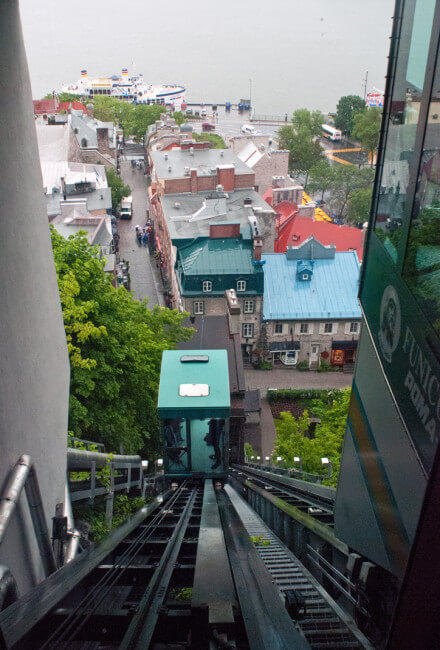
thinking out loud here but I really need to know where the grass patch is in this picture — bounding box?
[192,132,226,148]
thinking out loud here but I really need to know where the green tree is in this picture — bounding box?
[308,161,335,201]
[173,111,185,126]
[51,228,194,454]
[106,168,131,211]
[272,389,351,486]
[347,187,373,225]
[43,92,82,103]
[334,95,366,135]
[352,108,382,166]
[279,112,326,188]
[125,104,166,141]
[329,166,375,217]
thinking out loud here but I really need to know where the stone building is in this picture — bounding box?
[229,135,289,195]
[67,110,116,167]
[262,237,361,369]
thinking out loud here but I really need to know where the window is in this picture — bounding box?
[275,323,283,334]
[302,274,309,280]
[300,323,309,334]
[244,300,254,314]
[324,323,333,333]
[350,322,359,333]
[242,323,254,338]
[202,280,212,293]
[193,301,204,315]
[237,280,246,292]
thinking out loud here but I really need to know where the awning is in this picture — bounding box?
[269,341,300,352]
[331,340,358,350]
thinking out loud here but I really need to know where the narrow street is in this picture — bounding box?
[117,160,164,307]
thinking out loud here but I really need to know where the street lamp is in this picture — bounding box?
[265,456,270,465]
[257,456,261,462]
[293,456,303,474]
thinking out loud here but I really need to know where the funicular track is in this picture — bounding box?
[0,480,373,649]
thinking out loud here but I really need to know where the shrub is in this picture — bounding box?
[296,360,309,371]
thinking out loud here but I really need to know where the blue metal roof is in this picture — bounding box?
[262,252,361,320]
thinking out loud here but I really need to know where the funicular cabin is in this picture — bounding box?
[157,350,230,482]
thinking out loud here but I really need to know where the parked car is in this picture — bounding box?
[194,110,200,117]
[185,108,193,116]
[200,108,207,117]
[202,122,215,132]
[241,124,257,135]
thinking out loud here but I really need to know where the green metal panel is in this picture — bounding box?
[158,350,230,418]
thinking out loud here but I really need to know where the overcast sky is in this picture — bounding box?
[19,0,394,113]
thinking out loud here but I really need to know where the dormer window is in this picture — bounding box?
[297,260,314,282]
[237,280,246,292]
[202,280,212,293]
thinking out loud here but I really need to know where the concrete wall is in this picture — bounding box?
[0,0,70,594]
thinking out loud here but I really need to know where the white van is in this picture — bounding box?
[241,124,257,135]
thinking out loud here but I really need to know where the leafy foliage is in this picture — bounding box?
[279,114,326,188]
[244,442,258,460]
[272,388,351,486]
[192,132,226,148]
[51,228,194,454]
[73,494,148,541]
[106,168,131,211]
[308,161,334,201]
[92,97,165,141]
[173,111,185,126]
[327,166,375,218]
[347,187,373,225]
[43,92,82,103]
[334,95,366,134]
[352,108,382,166]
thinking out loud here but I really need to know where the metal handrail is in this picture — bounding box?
[0,455,56,577]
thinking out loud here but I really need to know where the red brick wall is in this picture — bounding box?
[234,173,255,189]
[217,166,234,191]
[210,223,241,238]
[197,176,216,191]
[164,178,191,193]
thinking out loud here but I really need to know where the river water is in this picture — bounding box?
[19,0,394,115]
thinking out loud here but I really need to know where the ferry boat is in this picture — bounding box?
[62,69,185,106]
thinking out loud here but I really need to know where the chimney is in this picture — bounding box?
[86,103,94,118]
[225,289,241,335]
[253,237,263,262]
[190,168,198,193]
[210,223,240,239]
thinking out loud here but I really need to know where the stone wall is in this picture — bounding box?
[254,150,289,195]
[68,126,115,168]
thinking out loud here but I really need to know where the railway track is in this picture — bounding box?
[0,480,373,649]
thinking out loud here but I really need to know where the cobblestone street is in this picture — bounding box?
[117,160,164,307]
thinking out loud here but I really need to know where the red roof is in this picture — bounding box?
[33,99,87,115]
[275,213,364,261]
[33,99,57,115]
[59,101,87,114]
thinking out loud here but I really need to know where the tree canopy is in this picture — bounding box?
[173,111,185,126]
[51,228,194,455]
[106,168,131,211]
[308,161,334,200]
[92,97,165,141]
[278,109,326,187]
[326,166,375,218]
[352,108,382,166]
[347,187,373,225]
[272,389,351,487]
[334,95,366,134]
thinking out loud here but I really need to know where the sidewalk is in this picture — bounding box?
[244,367,353,393]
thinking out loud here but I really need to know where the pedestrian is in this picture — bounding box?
[142,231,148,246]
[137,231,142,245]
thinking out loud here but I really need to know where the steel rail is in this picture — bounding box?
[41,483,189,648]
[120,487,198,649]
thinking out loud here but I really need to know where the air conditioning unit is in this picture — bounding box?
[184,166,190,175]
[216,184,223,192]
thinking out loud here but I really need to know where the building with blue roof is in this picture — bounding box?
[262,236,362,369]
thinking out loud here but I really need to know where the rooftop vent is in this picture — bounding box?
[180,354,209,363]
[179,383,210,397]
[168,165,172,172]
[220,151,224,157]
[244,197,252,206]
[164,153,168,160]
[216,184,223,192]
[174,202,181,209]
[190,147,194,155]
[184,166,190,175]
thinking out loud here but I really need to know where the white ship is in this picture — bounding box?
[62,69,185,105]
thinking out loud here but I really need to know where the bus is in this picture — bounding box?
[321,124,342,141]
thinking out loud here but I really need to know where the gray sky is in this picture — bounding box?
[19,0,394,113]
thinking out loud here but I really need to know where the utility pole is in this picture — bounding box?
[362,70,369,102]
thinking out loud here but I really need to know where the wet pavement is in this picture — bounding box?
[244,367,353,393]
[117,160,164,307]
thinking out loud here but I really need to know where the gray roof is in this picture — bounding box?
[36,122,70,161]
[69,113,115,149]
[151,147,252,179]
[160,189,274,241]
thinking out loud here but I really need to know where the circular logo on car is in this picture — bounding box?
[378,285,401,363]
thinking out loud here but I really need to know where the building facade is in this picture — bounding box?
[262,237,361,368]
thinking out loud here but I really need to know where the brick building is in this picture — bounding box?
[149,147,255,196]
[262,237,361,369]
[229,136,289,195]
